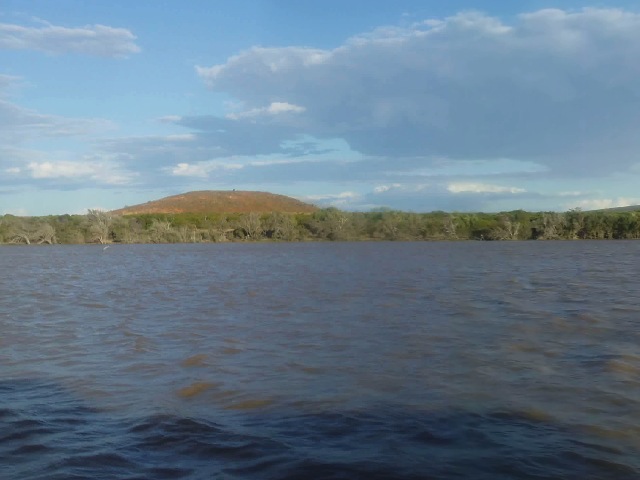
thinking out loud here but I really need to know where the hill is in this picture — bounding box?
[594,205,640,213]
[112,190,318,215]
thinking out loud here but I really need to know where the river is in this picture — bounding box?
[1,241,639,479]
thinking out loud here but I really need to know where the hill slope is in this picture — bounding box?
[595,205,640,213]
[112,191,318,215]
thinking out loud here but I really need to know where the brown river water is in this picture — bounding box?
[1,241,640,479]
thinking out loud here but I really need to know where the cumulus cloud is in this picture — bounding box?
[27,161,95,179]
[170,163,209,177]
[0,20,140,57]
[196,8,640,175]
[26,159,135,185]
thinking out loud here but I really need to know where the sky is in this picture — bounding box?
[2,0,640,215]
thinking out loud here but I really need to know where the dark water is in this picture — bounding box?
[1,241,640,479]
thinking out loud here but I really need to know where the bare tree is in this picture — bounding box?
[34,223,57,244]
[6,217,40,244]
[10,232,32,244]
[378,211,401,240]
[149,219,176,243]
[443,215,458,239]
[311,208,350,240]
[538,212,565,240]
[87,209,113,244]
[239,212,263,239]
[263,212,297,240]
[490,215,522,240]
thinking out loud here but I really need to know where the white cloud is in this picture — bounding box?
[226,101,306,120]
[158,115,183,124]
[447,183,526,194]
[196,8,640,175]
[374,183,432,194]
[26,160,135,185]
[304,191,360,201]
[298,191,362,208]
[248,158,304,167]
[570,197,640,211]
[268,102,305,113]
[170,162,209,177]
[166,133,196,142]
[0,21,140,57]
[196,47,330,86]
[168,161,243,177]
[28,161,95,179]
[373,184,393,194]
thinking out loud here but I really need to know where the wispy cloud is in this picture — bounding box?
[0,99,114,141]
[447,183,526,194]
[301,191,362,208]
[0,20,140,57]
[226,101,306,120]
[0,74,21,93]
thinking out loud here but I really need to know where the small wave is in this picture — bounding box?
[177,381,217,398]
[225,398,274,411]
[181,354,208,367]
[59,452,137,469]
[607,358,640,376]
[221,346,243,355]
[10,443,52,455]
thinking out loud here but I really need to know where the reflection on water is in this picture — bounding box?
[1,241,640,479]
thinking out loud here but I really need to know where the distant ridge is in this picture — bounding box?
[594,205,640,213]
[112,191,318,215]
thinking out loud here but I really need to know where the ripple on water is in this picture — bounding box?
[606,356,640,377]
[225,398,275,411]
[177,382,218,398]
[181,354,209,367]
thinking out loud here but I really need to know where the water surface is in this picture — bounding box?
[1,241,639,479]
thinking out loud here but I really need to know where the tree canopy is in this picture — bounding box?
[2,208,640,245]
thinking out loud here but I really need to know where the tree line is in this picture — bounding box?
[1,207,640,245]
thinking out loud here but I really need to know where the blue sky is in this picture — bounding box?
[2,1,640,215]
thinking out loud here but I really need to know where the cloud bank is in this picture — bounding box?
[194,8,640,174]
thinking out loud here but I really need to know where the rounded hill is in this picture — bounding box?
[112,191,318,215]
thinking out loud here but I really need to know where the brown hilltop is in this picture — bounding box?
[112,191,318,215]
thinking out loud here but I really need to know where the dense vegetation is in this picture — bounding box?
[2,207,640,245]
